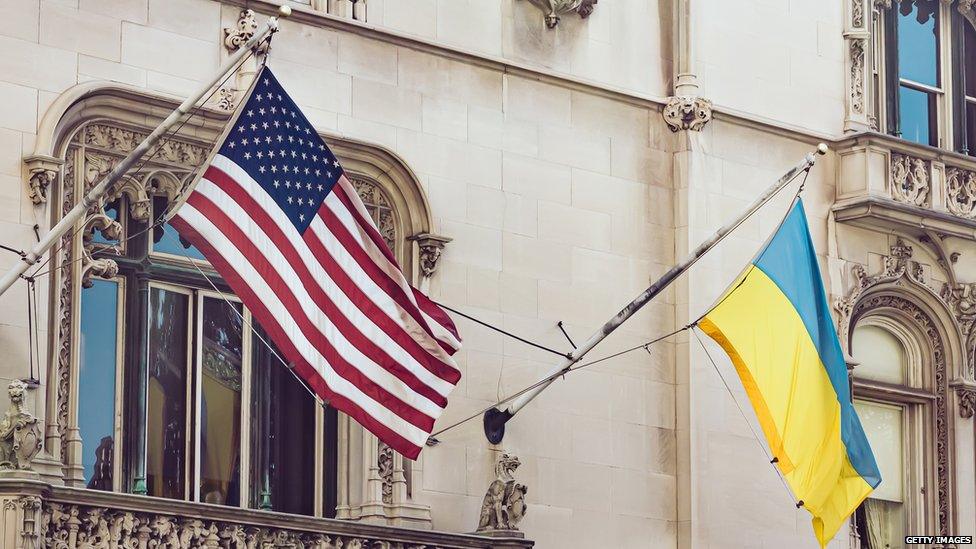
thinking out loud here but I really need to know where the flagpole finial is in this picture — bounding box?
[816,143,828,155]
[278,5,292,17]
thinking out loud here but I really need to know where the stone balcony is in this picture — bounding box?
[833,133,976,238]
[0,478,532,549]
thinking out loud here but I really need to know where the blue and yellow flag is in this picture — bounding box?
[700,200,881,547]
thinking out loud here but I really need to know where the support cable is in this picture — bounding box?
[426,322,693,444]
[433,300,572,359]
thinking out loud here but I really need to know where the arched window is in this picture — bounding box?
[38,84,444,524]
[848,304,938,548]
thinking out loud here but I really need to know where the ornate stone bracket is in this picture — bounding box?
[408,233,451,279]
[521,0,598,28]
[951,380,976,419]
[476,453,527,537]
[946,167,976,219]
[223,9,257,52]
[890,152,931,207]
[0,380,42,472]
[662,96,713,133]
[23,154,64,205]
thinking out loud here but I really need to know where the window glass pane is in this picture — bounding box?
[250,326,317,515]
[899,85,937,146]
[861,499,905,549]
[199,297,243,506]
[152,196,206,260]
[854,400,904,502]
[147,287,189,500]
[968,101,976,156]
[79,279,119,491]
[897,0,939,86]
[852,325,907,385]
[965,20,976,98]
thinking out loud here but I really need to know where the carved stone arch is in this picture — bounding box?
[835,239,959,538]
[323,137,449,286]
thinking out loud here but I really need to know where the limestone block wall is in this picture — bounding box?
[697,0,847,136]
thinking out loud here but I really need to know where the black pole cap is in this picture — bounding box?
[483,407,513,444]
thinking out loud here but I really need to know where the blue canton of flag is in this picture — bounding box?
[221,71,342,233]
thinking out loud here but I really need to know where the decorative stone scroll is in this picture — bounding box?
[662,96,713,133]
[946,167,976,219]
[23,154,64,205]
[224,9,258,52]
[477,454,528,535]
[0,380,42,471]
[849,39,866,115]
[889,153,930,207]
[522,0,598,28]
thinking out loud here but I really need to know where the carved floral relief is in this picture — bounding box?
[889,153,930,207]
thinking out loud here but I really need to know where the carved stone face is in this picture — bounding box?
[7,380,26,405]
[496,453,521,480]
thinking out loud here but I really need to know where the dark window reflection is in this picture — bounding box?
[250,326,318,516]
[897,0,939,86]
[147,287,189,500]
[966,21,976,156]
[79,280,118,490]
[199,297,243,506]
[900,85,938,146]
[152,196,206,260]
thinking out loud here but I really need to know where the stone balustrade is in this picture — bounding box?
[0,479,532,549]
[833,133,976,237]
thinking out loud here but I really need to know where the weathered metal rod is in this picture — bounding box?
[483,143,829,444]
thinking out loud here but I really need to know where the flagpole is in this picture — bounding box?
[482,143,829,444]
[0,5,293,298]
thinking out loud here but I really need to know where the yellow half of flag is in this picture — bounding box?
[700,200,881,547]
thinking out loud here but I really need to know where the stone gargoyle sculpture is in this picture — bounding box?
[477,453,528,533]
[0,379,42,470]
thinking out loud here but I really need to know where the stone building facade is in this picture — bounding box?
[0,0,971,548]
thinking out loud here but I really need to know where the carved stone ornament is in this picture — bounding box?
[0,380,42,471]
[955,384,976,418]
[378,442,394,505]
[224,9,258,52]
[850,39,866,115]
[662,96,713,132]
[477,453,528,534]
[409,233,452,279]
[23,154,63,205]
[39,501,459,549]
[852,0,865,27]
[216,87,236,111]
[946,167,976,219]
[890,152,930,207]
[522,0,598,28]
[835,240,951,537]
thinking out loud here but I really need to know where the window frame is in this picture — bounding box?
[879,0,976,154]
[849,315,937,543]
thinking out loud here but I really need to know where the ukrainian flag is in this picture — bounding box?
[700,200,881,547]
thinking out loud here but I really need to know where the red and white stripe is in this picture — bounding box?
[171,154,461,459]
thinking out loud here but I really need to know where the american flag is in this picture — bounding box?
[170,67,462,459]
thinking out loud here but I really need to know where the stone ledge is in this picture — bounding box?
[0,479,534,549]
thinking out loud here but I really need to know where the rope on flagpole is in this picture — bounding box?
[691,326,801,508]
